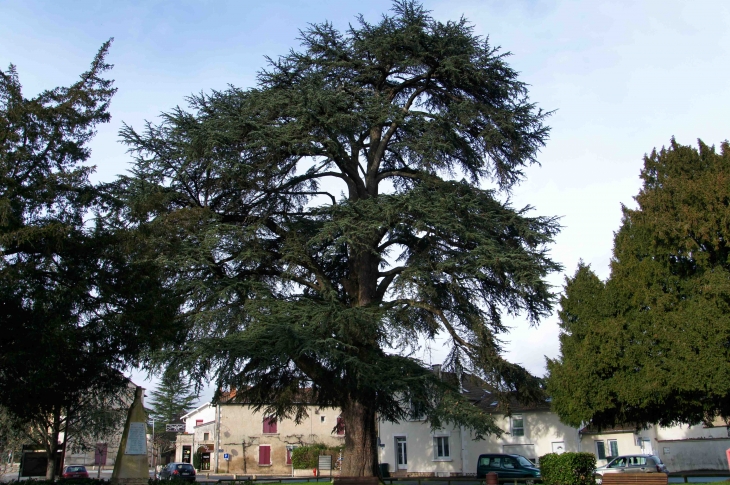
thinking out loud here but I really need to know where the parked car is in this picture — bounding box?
[62,465,89,479]
[477,453,541,480]
[595,454,668,477]
[158,462,196,482]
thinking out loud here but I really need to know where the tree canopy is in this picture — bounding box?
[116,1,559,475]
[547,138,730,429]
[0,41,180,479]
[147,370,199,425]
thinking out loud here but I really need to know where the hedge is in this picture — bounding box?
[290,443,341,469]
[539,452,596,485]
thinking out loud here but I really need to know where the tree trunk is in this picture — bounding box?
[46,411,61,481]
[340,398,378,477]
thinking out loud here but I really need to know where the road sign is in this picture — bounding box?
[165,424,185,433]
[223,453,230,460]
[318,455,332,470]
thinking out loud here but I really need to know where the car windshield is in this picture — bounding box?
[176,464,194,471]
[66,466,85,472]
[517,456,534,467]
[651,455,664,464]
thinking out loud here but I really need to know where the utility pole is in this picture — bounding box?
[151,419,155,471]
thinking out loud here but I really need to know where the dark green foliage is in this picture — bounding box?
[116,1,559,474]
[0,41,181,480]
[547,138,730,429]
[291,443,341,469]
[147,370,198,426]
[539,452,596,485]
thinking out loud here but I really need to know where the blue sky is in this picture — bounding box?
[3,0,729,399]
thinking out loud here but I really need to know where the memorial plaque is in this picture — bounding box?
[125,422,147,455]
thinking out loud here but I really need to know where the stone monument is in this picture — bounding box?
[111,386,149,485]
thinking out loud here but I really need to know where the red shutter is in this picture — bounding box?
[258,446,270,465]
[94,443,108,465]
[195,419,203,427]
[263,416,277,433]
[286,448,292,465]
[336,416,345,435]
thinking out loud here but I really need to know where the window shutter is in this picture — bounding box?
[259,446,270,465]
[263,417,277,433]
[336,416,345,435]
[286,448,292,465]
[94,443,108,465]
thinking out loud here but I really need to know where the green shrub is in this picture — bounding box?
[291,443,341,469]
[539,452,596,485]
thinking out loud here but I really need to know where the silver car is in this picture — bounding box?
[596,454,668,477]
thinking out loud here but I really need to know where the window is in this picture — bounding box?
[628,456,646,467]
[511,415,524,437]
[433,436,450,459]
[258,445,271,465]
[409,400,426,421]
[596,441,606,460]
[263,416,277,434]
[608,439,619,458]
[94,443,107,466]
[321,416,326,423]
[336,416,345,435]
[286,445,297,465]
[502,456,518,469]
[203,432,209,441]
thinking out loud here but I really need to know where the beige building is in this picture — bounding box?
[175,397,345,476]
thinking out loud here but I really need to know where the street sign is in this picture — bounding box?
[223,453,230,461]
[318,455,332,470]
[165,424,185,433]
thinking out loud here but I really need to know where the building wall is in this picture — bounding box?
[581,432,646,468]
[378,410,580,476]
[584,423,730,471]
[656,438,730,471]
[216,405,344,475]
[183,404,216,434]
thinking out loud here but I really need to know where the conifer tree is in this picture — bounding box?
[547,138,730,429]
[117,2,560,475]
[0,42,180,480]
[147,371,199,425]
[147,371,198,463]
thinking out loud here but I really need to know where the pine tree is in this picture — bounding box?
[0,42,181,480]
[147,371,199,425]
[547,138,730,429]
[117,2,560,475]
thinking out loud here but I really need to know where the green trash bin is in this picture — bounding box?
[379,463,390,478]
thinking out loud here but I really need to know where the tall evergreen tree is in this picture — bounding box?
[117,2,560,475]
[547,138,730,429]
[0,42,181,480]
[147,371,199,425]
[147,371,198,464]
